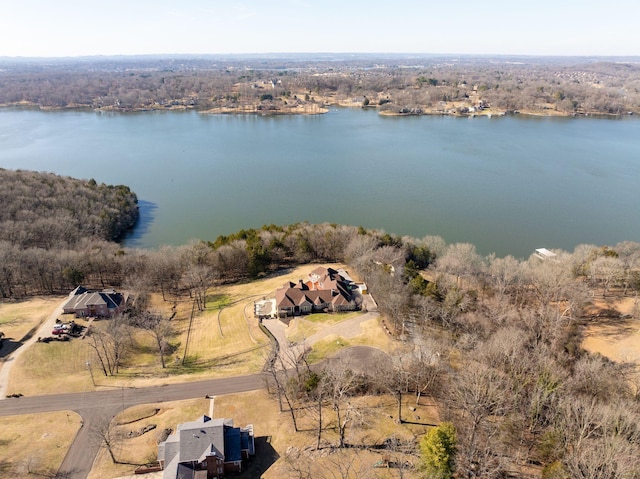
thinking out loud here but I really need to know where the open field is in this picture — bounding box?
[89,388,440,479]
[0,296,66,345]
[0,410,82,477]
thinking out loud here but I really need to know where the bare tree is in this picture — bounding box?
[405,339,443,405]
[588,255,623,297]
[90,415,120,464]
[448,361,512,478]
[134,311,174,368]
[377,349,412,424]
[265,352,305,432]
[323,360,362,448]
[558,396,640,479]
[87,315,130,376]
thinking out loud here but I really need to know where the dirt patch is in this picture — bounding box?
[582,297,640,363]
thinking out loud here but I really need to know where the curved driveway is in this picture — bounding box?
[0,296,70,398]
[0,373,265,479]
[0,294,386,479]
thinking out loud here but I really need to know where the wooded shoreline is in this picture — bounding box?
[1,55,638,117]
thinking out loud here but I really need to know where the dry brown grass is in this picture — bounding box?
[88,398,209,479]
[7,264,391,394]
[88,387,440,479]
[0,410,82,477]
[7,321,95,396]
[0,296,66,341]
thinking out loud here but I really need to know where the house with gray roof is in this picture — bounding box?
[62,286,126,318]
[158,415,254,479]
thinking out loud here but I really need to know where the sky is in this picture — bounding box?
[1,0,638,58]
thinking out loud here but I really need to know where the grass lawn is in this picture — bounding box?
[348,316,394,349]
[0,296,66,342]
[7,330,95,396]
[89,388,440,479]
[307,336,352,362]
[284,318,321,344]
[88,398,209,479]
[6,264,378,394]
[0,410,82,477]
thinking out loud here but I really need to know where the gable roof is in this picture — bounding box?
[275,267,354,311]
[62,289,124,312]
[176,416,227,464]
[159,415,253,479]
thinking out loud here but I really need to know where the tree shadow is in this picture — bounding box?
[120,200,158,247]
[0,337,22,358]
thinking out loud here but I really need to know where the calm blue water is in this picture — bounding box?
[1,108,639,258]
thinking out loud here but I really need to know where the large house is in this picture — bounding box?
[62,286,126,318]
[275,266,359,318]
[158,415,254,479]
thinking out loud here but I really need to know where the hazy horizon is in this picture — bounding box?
[2,52,640,61]
[2,0,639,58]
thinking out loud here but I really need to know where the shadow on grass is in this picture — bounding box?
[0,337,22,358]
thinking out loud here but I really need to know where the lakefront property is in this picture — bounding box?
[62,286,126,318]
[274,266,360,319]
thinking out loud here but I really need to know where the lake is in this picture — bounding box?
[0,108,639,258]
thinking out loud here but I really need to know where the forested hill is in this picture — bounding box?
[0,169,138,248]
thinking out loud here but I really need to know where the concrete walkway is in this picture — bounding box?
[262,294,380,370]
[0,294,71,399]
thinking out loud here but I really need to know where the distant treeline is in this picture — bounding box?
[0,55,639,116]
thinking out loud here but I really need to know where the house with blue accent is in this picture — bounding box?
[158,415,254,479]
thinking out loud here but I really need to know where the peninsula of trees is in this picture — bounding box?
[0,169,138,296]
[1,54,639,116]
[2,169,640,477]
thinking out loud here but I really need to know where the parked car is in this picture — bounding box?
[51,328,66,335]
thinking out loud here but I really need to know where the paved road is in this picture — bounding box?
[0,373,265,479]
[0,294,385,479]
